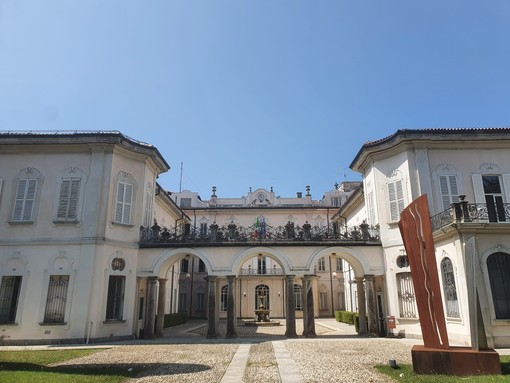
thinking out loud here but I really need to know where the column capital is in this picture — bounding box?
[158,278,168,284]
[148,276,158,283]
[206,275,218,282]
[285,274,296,280]
[364,274,375,281]
[226,275,237,281]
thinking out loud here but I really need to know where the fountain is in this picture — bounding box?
[244,298,280,327]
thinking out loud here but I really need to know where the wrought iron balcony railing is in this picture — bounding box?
[239,267,284,276]
[139,221,380,246]
[431,201,510,232]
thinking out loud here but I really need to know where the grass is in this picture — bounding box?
[0,349,142,383]
[376,355,510,382]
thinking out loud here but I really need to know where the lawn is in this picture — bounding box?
[376,355,510,382]
[0,349,142,383]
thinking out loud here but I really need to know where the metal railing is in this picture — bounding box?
[431,201,510,231]
[239,267,285,276]
[140,221,380,246]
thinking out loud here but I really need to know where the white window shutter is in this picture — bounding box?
[115,182,125,223]
[502,174,510,203]
[57,180,71,219]
[68,179,80,219]
[471,174,485,204]
[123,184,133,224]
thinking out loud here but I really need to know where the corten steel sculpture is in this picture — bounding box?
[399,195,501,376]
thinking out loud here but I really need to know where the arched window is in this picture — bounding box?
[440,257,460,318]
[294,284,303,311]
[220,285,228,312]
[487,252,510,319]
[255,284,269,309]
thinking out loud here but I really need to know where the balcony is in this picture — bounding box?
[431,200,510,232]
[139,221,380,247]
[239,267,284,276]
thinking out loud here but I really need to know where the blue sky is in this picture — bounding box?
[1,1,509,199]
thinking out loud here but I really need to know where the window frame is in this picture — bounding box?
[43,275,70,324]
[112,172,137,227]
[105,275,126,321]
[0,276,22,324]
[10,168,44,224]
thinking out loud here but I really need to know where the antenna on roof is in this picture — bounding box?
[179,162,183,192]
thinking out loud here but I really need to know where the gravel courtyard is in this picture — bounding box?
[50,319,418,383]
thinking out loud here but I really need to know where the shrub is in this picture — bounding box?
[354,313,360,332]
[164,312,188,327]
[335,310,357,325]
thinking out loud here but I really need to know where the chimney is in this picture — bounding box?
[296,192,302,198]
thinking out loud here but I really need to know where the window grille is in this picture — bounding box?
[294,284,303,311]
[220,286,228,312]
[397,272,417,318]
[44,275,69,323]
[440,258,460,318]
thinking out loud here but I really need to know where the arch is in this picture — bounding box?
[305,247,370,277]
[230,247,292,276]
[486,251,510,319]
[148,248,213,278]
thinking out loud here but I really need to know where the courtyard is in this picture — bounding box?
[2,319,422,383]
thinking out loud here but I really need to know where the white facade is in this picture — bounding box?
[348,128,510,347]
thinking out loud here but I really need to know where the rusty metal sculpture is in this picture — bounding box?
[399,195,501,376]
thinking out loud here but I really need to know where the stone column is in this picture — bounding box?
[155,278,167,337]
[145,276,158,339]
[365,275,378,336]
[206,275,218,339]
[285,275,297,337]
[355,276,367,335]
[225,275,237,338]
[301,275,316,338]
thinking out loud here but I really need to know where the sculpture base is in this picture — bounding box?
[411,345,501,376]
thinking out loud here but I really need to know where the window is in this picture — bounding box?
[106,276,125,321]
[181,259,189,273]
[179,293,187,312]
[257,257,267,274]
[11,168,43,223]
[143,183,153,228]
[440,258,460,318]
[220,285,228,312]
[56,179,81,221]
[255,284,269,309]
[318,257,325,272]
[367,190,376,225]
[320,292,328,310]
[483,175,506,222]
[0,276,22,323]
[397,272,417,318]
[388,179,405,222]
[198,259,206,273]
[114,181,133,225]
[439,175,459,211]
[336,258,343,272]
[44,275,69,323]
[196,293,205,311]
[13,179,37,222]
[180,198,191,208]
[487,252,510,319]
[199,223,208,236]
[294,284,303,311]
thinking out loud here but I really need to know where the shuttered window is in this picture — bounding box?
[439,175,460,210]
[12,179,37,222]
[57,178,81,221]
[44,275,69,323]
[114,181,133,225]
[388,179,405,222]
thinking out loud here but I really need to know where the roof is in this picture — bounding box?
[350,128,510,172]
[0,130,170,172]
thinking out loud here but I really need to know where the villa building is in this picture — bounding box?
[2,128,510,348]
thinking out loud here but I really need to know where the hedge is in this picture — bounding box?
[335,310,361,332]
[164,312,188,327]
